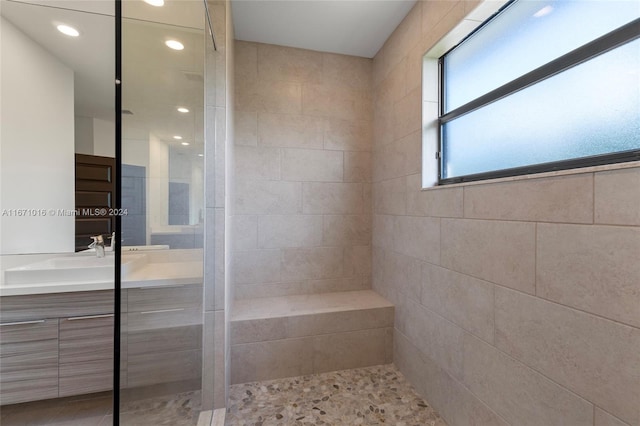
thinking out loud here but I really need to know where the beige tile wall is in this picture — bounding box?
[233,41,373,299]
[202,0,231,411]
[372,2,640,426]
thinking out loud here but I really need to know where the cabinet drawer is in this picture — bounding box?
[0,319,58,404]
[128,324,202,356]
[0,291,114,322]
[60,315,114,363]
[59,361,112,397]
[58,315,113,397]
[127,284,201,313]
[127,307,201,332]
[127,349,201,388]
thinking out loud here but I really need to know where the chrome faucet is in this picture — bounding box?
[89,235,105,258]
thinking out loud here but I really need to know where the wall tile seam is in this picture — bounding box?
[388,246,640,331]
[594,406,634,426]
[518,291,640,333]
[534,222,538,297]
[400,323,599,422]
[422,163,640,192]
[467,333,612,421]
[404,291,493,349]
[419,0,460,37]
[250,145,373,155]
[444,215,609,226]
[230,326,393,347]
[393,327,513,426]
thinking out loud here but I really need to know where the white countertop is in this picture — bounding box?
[0,251,203,296]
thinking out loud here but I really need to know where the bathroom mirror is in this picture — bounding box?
[121,14,205,249]
[0,0,205,253]
[0,0,116,255]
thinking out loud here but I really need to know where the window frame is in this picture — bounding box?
[437,2,640,185]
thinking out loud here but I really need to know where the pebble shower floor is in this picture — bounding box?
[225,364,446,426]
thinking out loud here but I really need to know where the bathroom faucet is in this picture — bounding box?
[89,235,105,258]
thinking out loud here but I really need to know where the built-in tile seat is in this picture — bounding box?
[230,290,394,384]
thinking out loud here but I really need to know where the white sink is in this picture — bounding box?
[4,253,147,285]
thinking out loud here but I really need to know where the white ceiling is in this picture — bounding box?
[2,0,115,120]
[232,0,417,58]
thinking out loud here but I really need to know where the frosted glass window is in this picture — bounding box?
[442,39,640,179]
[438,0,640,183]
[444,0,640,112]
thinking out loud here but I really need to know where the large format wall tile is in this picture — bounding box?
[302,182,363,214]
[374,247,422,302]
[441,219,536,294]
[281,148,343,182]
[281,247,344,281]
[322,53,372,90]
[373,177,406,215]
[406,174,463,218]
[258,112,323,149]
[595,408,632,426]
[394,331,509,426]
[234,146,280,180]
[257,43,322,84]
[464,174,594,223]
[323,215,371,246]
[313,328,392,373]
[495,287,640,425]
[344,151,371,183]
[234,111,257,146]
[234,180,301,215]
[257,215,323,249]
[422,263,494,343]
[373,131,421,182]
[537,223,640,328]
[233,249,281,285]
[302,84,371,122]
[232,215,257,251]
[392,215,440,264]
[235,80,302,114]
[323,118,372,152]
[462,334,594,426]
[230,338,314,384]
[393,87,421,141]
[397,297,464,379]
[595,167,640,226]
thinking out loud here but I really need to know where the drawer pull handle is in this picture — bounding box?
[138,285,185,290]
[0,320,46,327]
[140,308,185,315]
[67,314,115,321]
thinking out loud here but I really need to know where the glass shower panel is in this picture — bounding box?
[119,1,206,423]
[1,0,116,424]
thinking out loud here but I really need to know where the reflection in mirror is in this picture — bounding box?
[121,17,204,249]
[1,0,115,255]
[0,0,116,423]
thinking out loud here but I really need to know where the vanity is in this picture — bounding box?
[0,249,203,405]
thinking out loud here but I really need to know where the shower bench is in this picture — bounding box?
[229,289,394,384]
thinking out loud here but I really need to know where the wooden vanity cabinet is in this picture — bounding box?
[0,318,59,405]
[0,290,115,404]
[126,284,202,388]
[0,284,202,404]
[58,314,114,397]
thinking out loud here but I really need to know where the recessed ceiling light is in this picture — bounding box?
[181,142,190,146]
[165,40,184,50]
[198,154,204,157]
[173,135,182,140]
[57,24,80,37]
[177,107,189,113]
[144,0,164,6]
